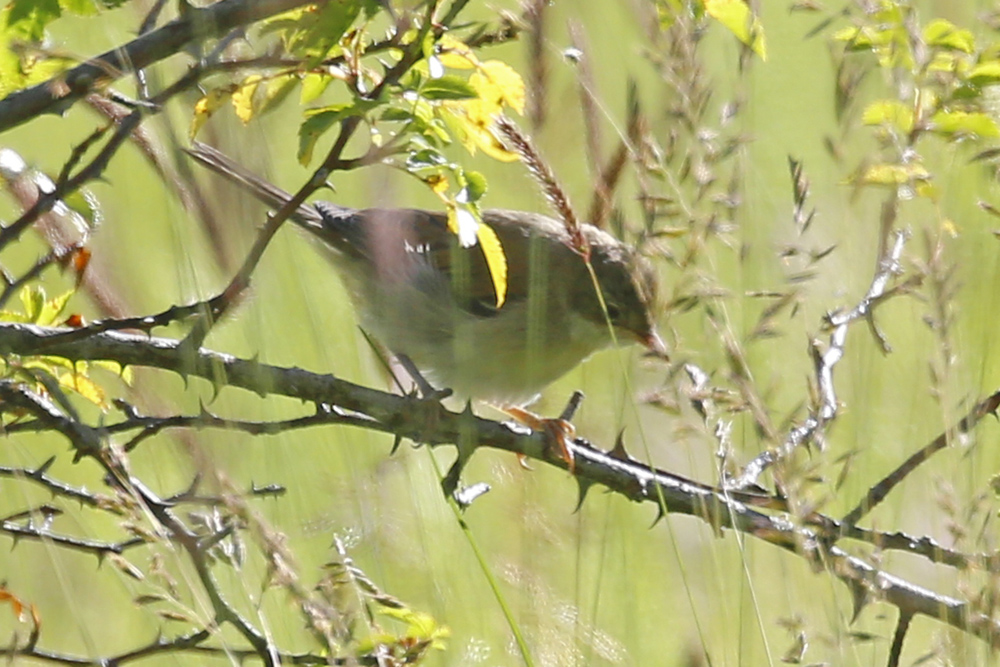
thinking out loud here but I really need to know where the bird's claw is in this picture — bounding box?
[504,406,577,472]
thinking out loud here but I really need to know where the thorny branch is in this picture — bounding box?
[1,321,999,654]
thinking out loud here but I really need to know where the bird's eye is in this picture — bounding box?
[605,303,622,321]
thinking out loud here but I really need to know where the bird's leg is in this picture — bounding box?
[503,391,585,472]
[396,354,452,401]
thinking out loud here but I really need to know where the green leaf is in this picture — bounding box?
[419,75,478,101]
[292,0,362,61]
[7,0,61,42]
[923,18,974,54]
[930,110,1000,138]
[62,188,102,230]
[299,72,331,104]
[461,170,487,202]
[405,147,448,172]
[1,0,66,96]
[927,51,964,75]
[0,310,31,324]
[259,73,299,115]
[383,99,452,145]
[20,285,44,323]
[298,103,359,165]
[59,0,99,16]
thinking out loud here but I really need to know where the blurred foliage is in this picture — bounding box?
[4,0,1000,665]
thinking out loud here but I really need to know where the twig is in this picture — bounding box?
[840,389,1000,527]
[727,230,909,490]
[180,0,457,351]
[0,0,316,133]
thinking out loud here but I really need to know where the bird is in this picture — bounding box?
[187,142,662,413]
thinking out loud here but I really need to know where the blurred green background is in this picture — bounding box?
[4,0,1000,665]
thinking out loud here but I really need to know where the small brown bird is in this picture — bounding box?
[188,143,661,408]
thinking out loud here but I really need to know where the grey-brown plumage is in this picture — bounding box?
[188,142,660,404]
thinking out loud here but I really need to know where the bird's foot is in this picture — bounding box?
[504,392,585,472]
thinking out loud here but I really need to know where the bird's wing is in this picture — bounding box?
[315,205,537,316]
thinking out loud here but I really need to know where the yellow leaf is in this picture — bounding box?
[931,110,1000,138]
[436,35,478,69]
[37,290,73,327]
[704,0,767,60]
[861,100,913,133]
[425,173,449,194]
[477,221,508,309]
[471,60,525,115]
[970,60,1000,85]
[437,107,519,162]
[914,181,940,201]
[190,88,231,139]
[59,371,108,409]
[856,162,930,186]
[232,75,263,125]
[91,359,134,385]
[922,18,974,54]
[927,51,967,75]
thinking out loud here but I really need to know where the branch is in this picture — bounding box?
[1,321,1000,647]
[840,389,1000,526]
[0,0,315,134]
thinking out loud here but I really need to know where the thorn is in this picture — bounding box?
[390,434,403,455]
[610,428,630,461]
[648,504,666,528]
[573,476,594,512]
[848,580,869,623]
[35,456,56,476]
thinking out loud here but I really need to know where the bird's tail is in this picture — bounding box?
[185,142,345,227]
